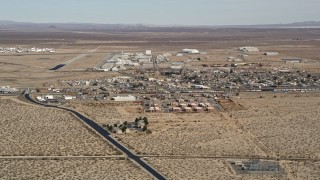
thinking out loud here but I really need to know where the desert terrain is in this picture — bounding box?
[0,96,153,179]
[0,97,119,156]
[0,158,151,179]
[232,92,320,159]
[1,26,320,179]
[146,157,290,180]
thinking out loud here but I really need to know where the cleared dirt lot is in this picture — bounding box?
[0,97,119,156]
[0,158,152,180]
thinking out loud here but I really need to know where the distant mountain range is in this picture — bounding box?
[220,21,320,28]
[0,20,320,31]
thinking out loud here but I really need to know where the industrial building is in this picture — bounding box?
[145,50,152,55]
[182,49,199,54]
[282,58,302,63]
[0,86,18,94]
[264,52,279,56]
[111,95,136,101]
[239,47,259,52]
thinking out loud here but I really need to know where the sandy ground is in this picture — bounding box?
[232,93,320,159]
[0,97,119,156]
[0,159,152,180]
[69,101,148,124]
[146,158,288,180]
[69,102,265,156]
[69,101,128,123]
[118,113,265,157]
[281,160,320,180]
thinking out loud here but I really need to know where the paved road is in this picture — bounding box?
[24,93,166,180]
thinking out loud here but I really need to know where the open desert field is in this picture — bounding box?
[0,158,152,180]
[231,92,320,159]
[118,113,265,157]
[281,160,320,180]
[69,101,265,156]
[0,97,119,156]
[146,157,288,180]
[68,101,143,124]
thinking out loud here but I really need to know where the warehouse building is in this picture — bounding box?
[282,58,302,63]
[239,47,259,52]
[111,95,136,101]
[182,49,199,54]
[264,52,279,56]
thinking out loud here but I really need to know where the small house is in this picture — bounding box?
[184,107,192,112]
[45,95,54,100]
[179,103,187,108]
[172,107,181,113]
[154,107,161,112]
[113,127,123,134]
[206,106,214,112]
[188,103,197,108]
[193,107,204,112]
[148,107,155,112]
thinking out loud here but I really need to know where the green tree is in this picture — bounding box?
[143,117,149,126]
[142,126,147,132]
[108,126,113,131]
[121,126,127,133]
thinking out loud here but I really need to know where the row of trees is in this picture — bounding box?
[135,116,149,126]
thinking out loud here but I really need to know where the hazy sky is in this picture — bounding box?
[0,0,319,25]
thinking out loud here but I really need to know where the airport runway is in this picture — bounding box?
[23,93,166,180]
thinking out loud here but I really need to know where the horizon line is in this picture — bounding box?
[1,19,320,27]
